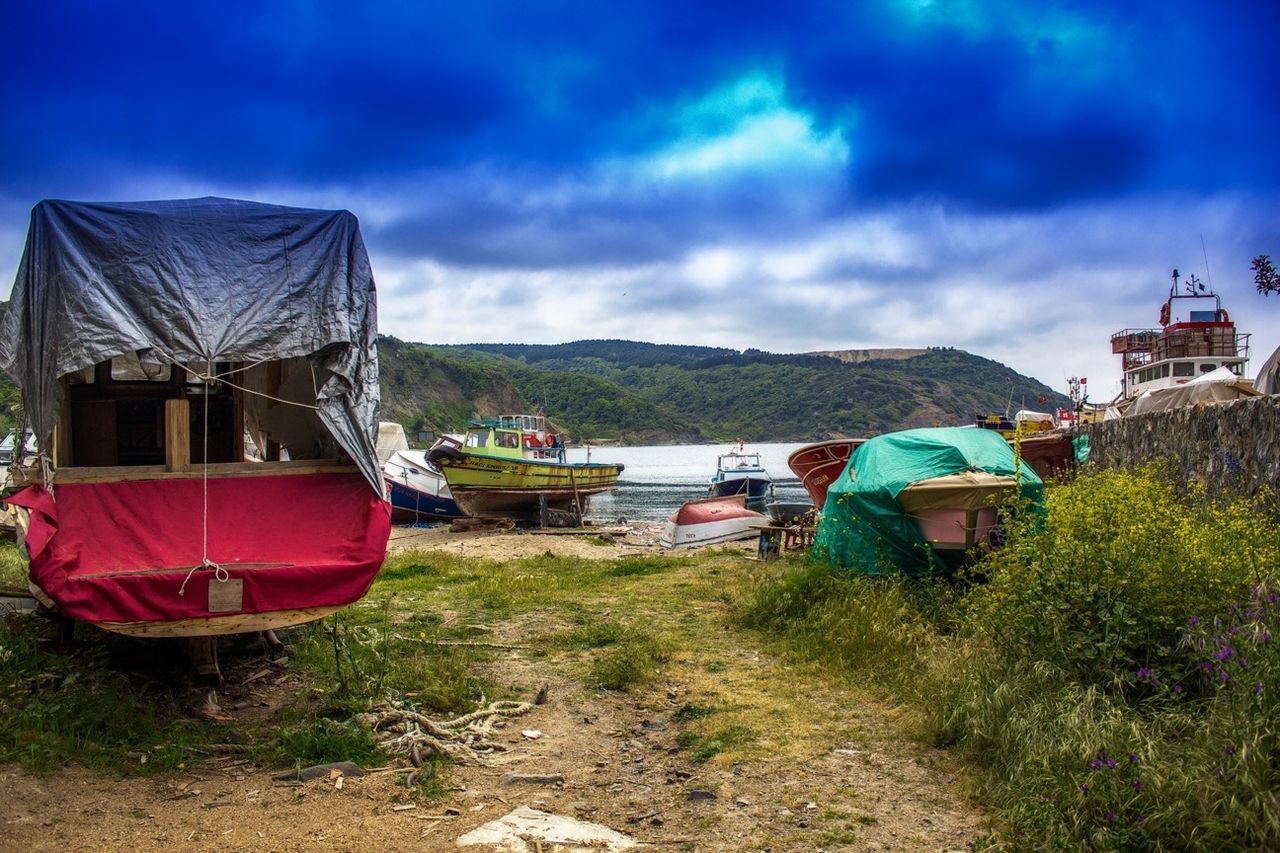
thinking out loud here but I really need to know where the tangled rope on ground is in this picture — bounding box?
[356,699,534,765]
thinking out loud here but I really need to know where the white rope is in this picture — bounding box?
[149,348,320,411]
[177,356,230,597]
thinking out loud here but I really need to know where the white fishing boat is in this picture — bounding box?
[706,445,774,508]
[383,448,464,521]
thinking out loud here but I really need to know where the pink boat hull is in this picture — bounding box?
[786,439,865,509]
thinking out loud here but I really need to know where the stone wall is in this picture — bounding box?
[1082,395,1280,497]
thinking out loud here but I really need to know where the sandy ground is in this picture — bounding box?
[3,525,989,852]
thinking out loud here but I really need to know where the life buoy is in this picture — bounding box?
[1220,309,1229,322]
[1159,303,1170,326]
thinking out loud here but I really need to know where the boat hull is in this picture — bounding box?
[386,477,464,522]
[661,496,765,548]
[786,439,864,508]
[897,471,1019,553]
[436,452,621,521]
[707,475,774,507]
[384,449,464,521]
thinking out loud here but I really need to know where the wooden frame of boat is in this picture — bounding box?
[10,367,371,639]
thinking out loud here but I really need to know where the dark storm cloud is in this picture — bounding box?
[4,1,1278,211]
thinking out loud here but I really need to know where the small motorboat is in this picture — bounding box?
[707,447,774,508]
[786,439,864,509]
[661,495,766,548]
[383,449,464,522]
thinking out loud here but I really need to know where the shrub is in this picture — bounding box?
[964,467,1278,693]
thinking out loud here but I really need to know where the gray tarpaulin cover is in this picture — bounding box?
[0,197,383,492]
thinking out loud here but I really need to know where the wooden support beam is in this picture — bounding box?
[165,398,190,472]
[54,377,73,466]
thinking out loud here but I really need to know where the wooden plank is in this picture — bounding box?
[17,458,359,485]
[95,605,343,638]
[54,376,73,466]
[165,398,190,472]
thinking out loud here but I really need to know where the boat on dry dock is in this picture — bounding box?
[660,495,765,548]
[429,412,623,525]
[0,197,391,641]
[786,438,865,508]
[1111,269,1252,402]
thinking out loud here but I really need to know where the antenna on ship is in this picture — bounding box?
[1200,234,1214,292]
[1170,268,1179,298]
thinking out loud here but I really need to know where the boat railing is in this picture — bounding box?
[1153,329,1249,361]
[1111,328,1160,354]
[716,453,764,470]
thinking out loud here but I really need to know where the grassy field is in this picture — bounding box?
[2,464,1275,849]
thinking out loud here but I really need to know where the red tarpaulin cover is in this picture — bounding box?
[3,473,391,624]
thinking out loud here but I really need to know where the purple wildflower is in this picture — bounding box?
[1173,684,1184,695]
[1080,783,1089,794]
[1256,683,1264,695]
[1134,780,1144,792]
[1188,615,1200,627]
[1136,814,1148,825]
[1091,757,1102,770]
[1128,752,1139,764]
[1216,645,1235,661]
[1106,811,1118,822]
[1106,757,1118,770]
[1225,746,1236,757]
[1262,632,1272,643]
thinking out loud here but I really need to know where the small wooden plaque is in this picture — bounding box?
[208,578,244,613]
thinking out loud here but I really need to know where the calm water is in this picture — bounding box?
[563,442,813,523]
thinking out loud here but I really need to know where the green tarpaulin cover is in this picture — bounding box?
[813,427,1044,575]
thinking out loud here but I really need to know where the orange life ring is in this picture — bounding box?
[1220,309,1229,322]
[1159,303,1170,326]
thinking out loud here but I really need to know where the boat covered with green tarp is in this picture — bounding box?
[813,427,1044,575]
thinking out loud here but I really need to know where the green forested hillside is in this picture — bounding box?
[382,338,1069,444]
[0,338,1070,445]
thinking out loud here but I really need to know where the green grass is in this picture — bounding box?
[0,617,218,774]
[0,540,28,587]
[675,724,754,763]
[0,540,718,776]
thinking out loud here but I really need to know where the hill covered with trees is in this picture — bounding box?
[380,337,1070,445]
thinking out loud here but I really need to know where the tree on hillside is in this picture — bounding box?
[1253,254,1279,296]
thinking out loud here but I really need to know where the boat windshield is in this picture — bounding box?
[718,453,763,469]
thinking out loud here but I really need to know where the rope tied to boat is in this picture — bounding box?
[179,357,227,596]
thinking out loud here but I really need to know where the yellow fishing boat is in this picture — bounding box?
[428,413,623,524]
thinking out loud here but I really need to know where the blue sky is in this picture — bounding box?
[3,0,1278,402]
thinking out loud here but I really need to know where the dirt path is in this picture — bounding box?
[3,529,988,851]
